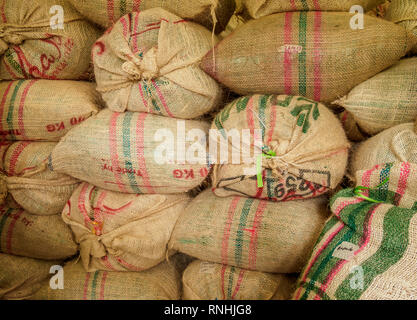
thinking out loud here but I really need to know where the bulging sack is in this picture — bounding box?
[211,95,349,201]
[182,260,297,300]
[334,57,417,135]
[93,9,223,119]
[0,0,101,80]
[68,0,235,33]
[50,109,211,194]
[32,259,181,300]
[201,12,416,103]
[0,205,77,260]
[63,182,190,272]
[0,253,60,300]
[0,80,102,141]
[294,162,417,300]
[170,189,330,273]
[0,141,79,215]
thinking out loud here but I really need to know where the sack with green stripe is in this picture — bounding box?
[242,0,386,19]
[210,95,349,201]
[170,189,330,273]
[32,259,181,300]
[0,253,60,300]
[182,260,297,300]
[0,205,77,260]
[92,9,223,119]
[201,12,416,103]
[0,141,79,215]
[68,0,235,33]
[50,109,211,195]
[0,80,101,141]
[334,57,417,136]
[0,0,101,80]
[63,182,190,272]
[294,162,417,300]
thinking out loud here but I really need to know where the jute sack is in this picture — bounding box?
[0,142,79,215]
[93,9,223,119]
[294,162,417,300]
[350,123,417,176]
[50,109,211,194]
[182,260,297,300]
[68,0,235,33]
[63,182,190,272]
[0,80,102,141]
[32,259,181,300]
[210,95,350,201]
[339,110,369,142]
[0,0,101,80]
[386,0,417,54]
[242,0,386,19]
[0,253,60,300]
[170,189,330,273]
[201,12,416,103]
[0,205,77,260]
[334,57,417,135]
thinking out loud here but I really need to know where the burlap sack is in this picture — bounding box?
[201,12,416,103]
[350,123,417,176]
[0,0,101,80]
[63,182,190,272]
[0,205,77,260]
[211,95,349,200]
[334,57,417,135]
[0,141,79,215]
[93,9,223,119]
[242,0,386,19]
[68,0,235,33]
[294,162,417,300]
[32,259,181,300]
[386,0,417,54]
[170,189,330,273]
[50,109,211,194]
[0,253,60,300]
[339,110,369,142]
[0,80,101,141]
[182,260,297,300]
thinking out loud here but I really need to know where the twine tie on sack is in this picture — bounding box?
[121,47,160,82]
[354,176,390,203]
[79,233,107,259]
[0,26,25,54]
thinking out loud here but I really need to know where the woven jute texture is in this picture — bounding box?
[0,141,79,215]
[339,110,370,142]
[0,0,101,80]
[201,12,416,103]
[0,80,101,141]
[0,253,60,300]
[294,162,417,300]
[32,259,181,300]
[93,9,223,119]
[170,189,330,273]
[182,260,297,300]
[334,57,417,135]
[211,95,349,200]
[63,182,190,272]
[50,109,211,194]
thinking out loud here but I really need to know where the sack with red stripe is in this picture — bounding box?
[242,0,386,19]
[182,260,297,300]
[294,162,417,300]
[0,205,77,260]
[0,253,60,300]
[50,109,211,194]
[201,12,416,103]
[0,0,101,80]
[0,141,79,215]
[170,189,330,273]
[32,259,181,300]
[92,9,223,119]
[210,95,350,201]
[0,80,101,141]
[63,182,190,272]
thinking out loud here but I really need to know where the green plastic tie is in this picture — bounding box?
[353,176,390,203]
